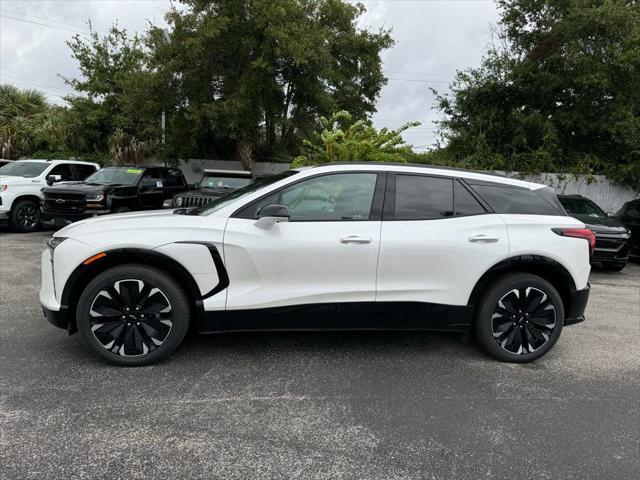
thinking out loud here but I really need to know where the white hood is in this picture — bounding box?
[55,209,227,250]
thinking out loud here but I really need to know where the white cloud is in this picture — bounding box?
[0,0,500,149]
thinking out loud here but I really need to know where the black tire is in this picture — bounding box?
[10,199,40,233]
[602,262,626,271]
[473,272,564,363]
[112,206,132,213]
[76,264,190,366]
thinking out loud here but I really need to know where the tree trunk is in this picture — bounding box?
[236,139,253,171]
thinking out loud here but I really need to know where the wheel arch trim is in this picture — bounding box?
[60,244,229,333]
[467,254,578,318]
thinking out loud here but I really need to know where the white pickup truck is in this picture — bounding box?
[0,159,99,232]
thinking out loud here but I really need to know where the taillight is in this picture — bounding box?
[553,228,596,256]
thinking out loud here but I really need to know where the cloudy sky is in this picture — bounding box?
[0,0,499,150]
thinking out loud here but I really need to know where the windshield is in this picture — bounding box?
[200,175,252,189]
[85,167,143,186]
[0,161,49,178]
[191,171,298,215]
[559,197,605,218]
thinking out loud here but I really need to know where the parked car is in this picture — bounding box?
[41,163,592,366]
[173,169,252,208]
[615,198,640,259]
[0,159,99,232]
[0,159,14,168]
[558,194,631,271]
[40,166,187,227]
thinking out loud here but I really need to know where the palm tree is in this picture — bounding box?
[0,84,49,158]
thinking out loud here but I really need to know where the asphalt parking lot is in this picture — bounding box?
[1,230,638,480]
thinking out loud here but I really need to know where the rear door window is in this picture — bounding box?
[74,164,98,181]
[163,169,184,187]
[455,181,486,216]
[394,175,454,220]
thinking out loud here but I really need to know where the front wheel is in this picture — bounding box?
[474,272,564,363]
[76,265,190,366]
[10,199,40,233]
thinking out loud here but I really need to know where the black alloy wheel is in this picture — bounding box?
[88,279,173,356]
[77,265,190,366]
[491,287,556,355]
[474,272,564,363]
[11,199,40,232]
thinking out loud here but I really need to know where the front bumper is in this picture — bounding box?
[43,305,70,329]
[565,283,590,326]
[592,233,631,264]
[40,208,111,227]
[40,248,70,330]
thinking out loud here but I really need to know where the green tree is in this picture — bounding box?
[64,27,160,164]
[291,111,419,167]
[435,0,640,189]
[151,0,393,167]
[0,84,50,159]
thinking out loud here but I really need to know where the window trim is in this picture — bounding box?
[383,172,490,221]
[232,171,387,222]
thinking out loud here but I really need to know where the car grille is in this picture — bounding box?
[177,196,215,208]
[43,192,86,214]
[593,234,629,259]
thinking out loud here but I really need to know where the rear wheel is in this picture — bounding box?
[10,199,40,233]
[474,272,564,363]
[76,265,190,366]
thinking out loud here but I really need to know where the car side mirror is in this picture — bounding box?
[255,204,290,229]
[46,174,62,186]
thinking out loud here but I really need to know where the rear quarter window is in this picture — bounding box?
[470,183,562,216]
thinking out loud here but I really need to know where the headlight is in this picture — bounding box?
[175,197,183,207]
[86,193,104,202]
[0,184,7,192]
[47,237,67,250]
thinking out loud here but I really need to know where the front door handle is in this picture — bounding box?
[469,234,499,243]
[340,235,372,244]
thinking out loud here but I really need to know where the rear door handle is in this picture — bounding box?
[468,234,499,243]
[340,235,372,244]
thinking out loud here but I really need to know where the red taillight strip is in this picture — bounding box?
[552,228,596,256]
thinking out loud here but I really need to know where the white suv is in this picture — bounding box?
[40,163,593,366]
[0,159,99,232]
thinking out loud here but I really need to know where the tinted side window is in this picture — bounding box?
[74,164,97,180]
[48,164,74,181]
[471,184,561,215]
[163,169,184,187]
[455,181,486,216]
[394,175,453,220]
[626,203,640,219]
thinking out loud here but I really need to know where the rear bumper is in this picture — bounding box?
[565,283,590,326]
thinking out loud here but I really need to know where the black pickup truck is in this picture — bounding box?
[41,166,187,226]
